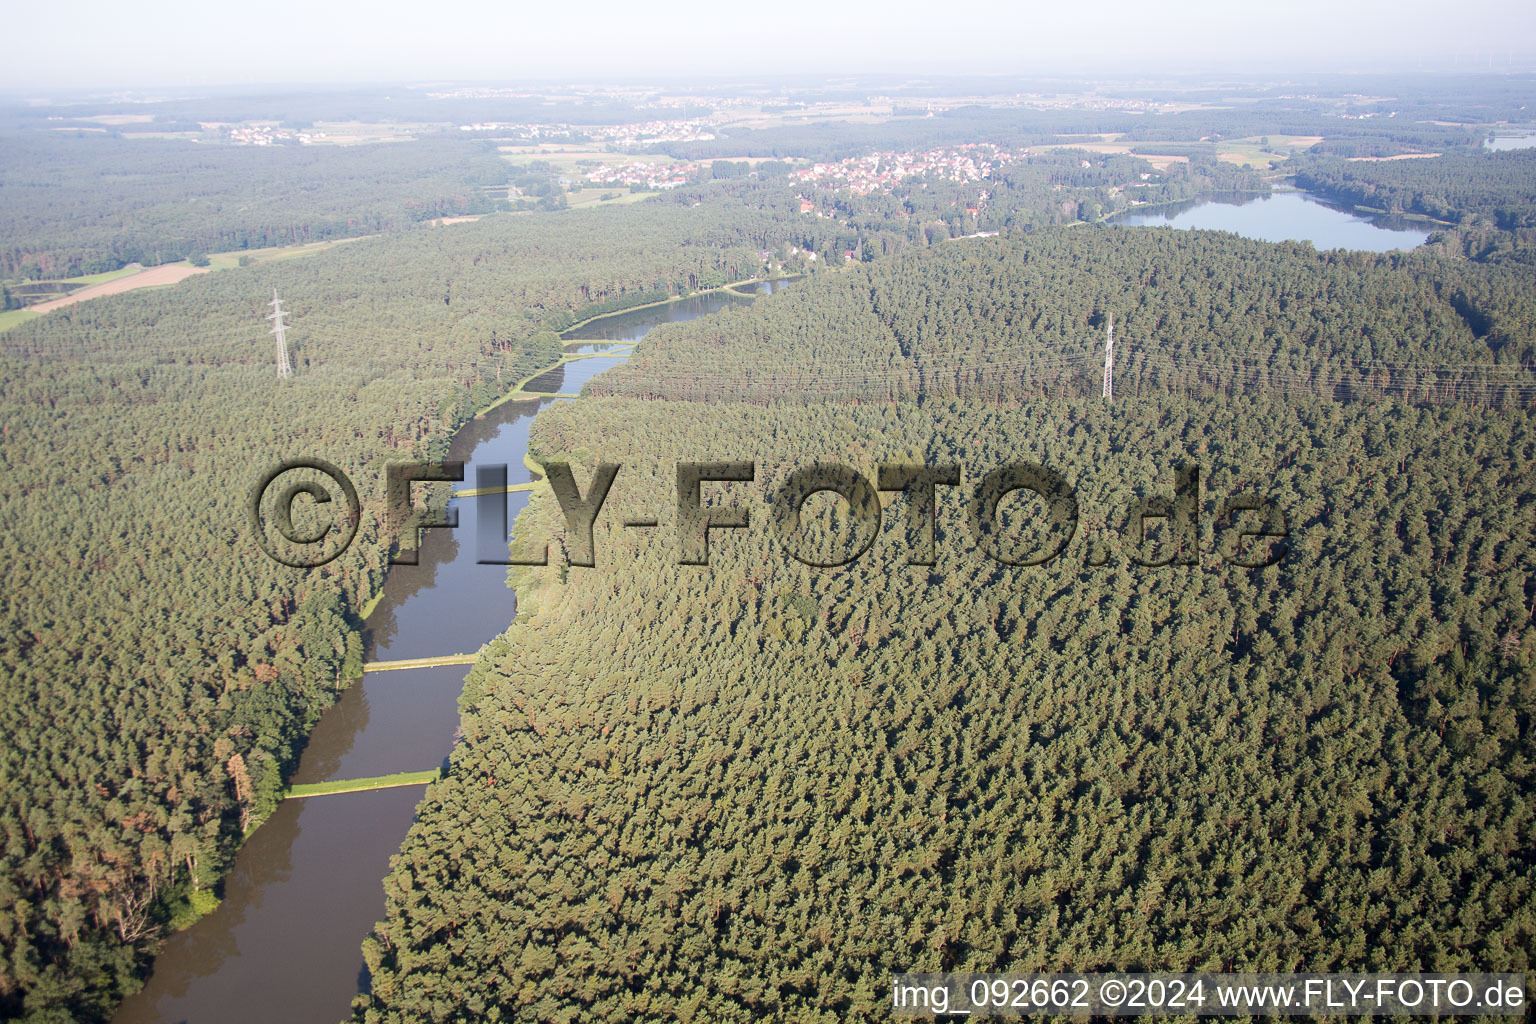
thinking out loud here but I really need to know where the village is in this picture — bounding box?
[579,143,1043,193]
[788,143,1034,194]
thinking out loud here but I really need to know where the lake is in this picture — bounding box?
[1485,131,1536,151]
[1111,190,1434,251]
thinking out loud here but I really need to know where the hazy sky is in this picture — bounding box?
[7,0,1536,91]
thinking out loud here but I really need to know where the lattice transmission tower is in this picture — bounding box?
[1101,311,1114,402]
[267,289,293,378]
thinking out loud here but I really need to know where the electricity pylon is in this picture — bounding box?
[1101,311,1114,402]
[267,289,293,378]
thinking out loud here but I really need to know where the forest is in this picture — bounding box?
[0,135,515,278]
[0,200,822,1022]
[0,143,1246,1024]
[594,228,1536,404]
[1,71,1534,1024]
[1292,150,1536,229]
[654,104,1484,164]
[353,228,1536,1022]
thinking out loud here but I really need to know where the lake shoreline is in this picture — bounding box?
[1108,188,1436,251]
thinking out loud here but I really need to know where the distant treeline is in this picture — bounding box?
[651,104,1483,164]
[3,90,685,128]
[1293,150,1536,228]
[0,135,515,278]
[5,73,1528,135]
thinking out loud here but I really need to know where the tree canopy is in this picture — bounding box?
[353,227,1536,1023]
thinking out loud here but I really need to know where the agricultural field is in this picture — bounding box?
[1039,139,1190,169]
[1215,135,1324,168]
[1,236,374,329]
[24,263,209,312]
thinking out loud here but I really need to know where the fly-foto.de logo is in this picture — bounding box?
[250,459,1289,571]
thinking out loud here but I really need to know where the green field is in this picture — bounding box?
[2,266,142,326]
[0,238,375,334]
[205,236,367,269]
[54,265,143,286]
[0,309,41,332]
[566,189,656,209]
[1216,135,1323,168]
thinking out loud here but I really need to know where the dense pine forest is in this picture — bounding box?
[353,229,1536,1022]
[594,228,1535,404]
[0,128,1196,1024]
[0,202,819,1022]
[1292,150,1536,228]
[1,71,1534,1024]
[0,136,515,278]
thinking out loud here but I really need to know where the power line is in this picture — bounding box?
[592,339,1536,405]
